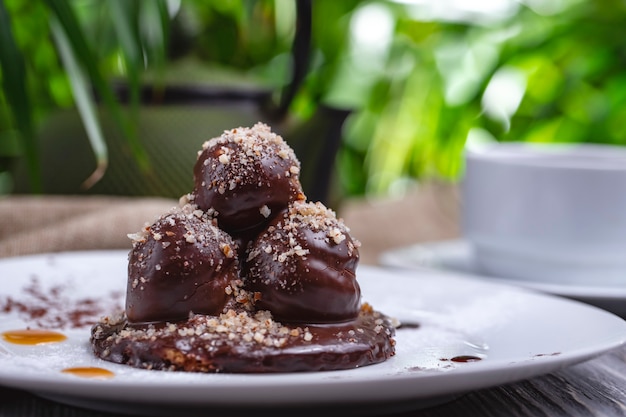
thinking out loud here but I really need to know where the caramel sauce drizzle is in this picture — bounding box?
[1,329,114,379]
[61,367,115,379]
[2,329,67,345]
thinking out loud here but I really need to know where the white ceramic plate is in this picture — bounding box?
[380,239,626,318]
[1,250,625,416]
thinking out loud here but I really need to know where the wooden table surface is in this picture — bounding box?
[1,184,626,417]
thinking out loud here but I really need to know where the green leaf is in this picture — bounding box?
[50,16,107,190]
[0,0,41,192]
[0,130,22,157]
[140,0,170,89]
[109,0,141,115]
[43,0,150,172]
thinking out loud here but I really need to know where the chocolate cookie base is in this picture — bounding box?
[90,304,396,373]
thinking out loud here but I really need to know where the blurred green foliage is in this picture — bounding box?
[323,0,626,195]
[1,0,626,198]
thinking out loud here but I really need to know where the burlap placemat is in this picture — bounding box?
[339,182,460,264]
[0,195,177,259]
[0,183,460,264]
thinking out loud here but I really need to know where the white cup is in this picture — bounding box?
[461,142,626,286]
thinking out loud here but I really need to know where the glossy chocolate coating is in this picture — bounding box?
[244,201,361,324]
[91,304,396,373]
[126,206,239,323]
[192,123,304,233]
[96,123,396,374]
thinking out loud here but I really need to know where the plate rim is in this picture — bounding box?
[1,249,625,410]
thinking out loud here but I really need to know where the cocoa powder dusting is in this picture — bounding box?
[1,276,123,329]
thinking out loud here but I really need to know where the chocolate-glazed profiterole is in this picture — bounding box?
[244,201,361,324]
[192,123,305,234]
[125,204,239,323]
[90,122,397,374]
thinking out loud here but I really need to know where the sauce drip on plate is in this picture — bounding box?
[2,329,67,345]
[61,367,115,379]
[450,355,482,363]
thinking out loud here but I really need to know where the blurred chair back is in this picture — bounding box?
[11,0,350,204]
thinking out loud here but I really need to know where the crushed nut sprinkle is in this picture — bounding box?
[218,149,231,165]
[259,205,271,218]
[127,204,232,253]
[247,201,359,266]
[197,123,301,194]
[91,301,396,373]
[94,309,315,349]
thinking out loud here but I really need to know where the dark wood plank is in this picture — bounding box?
[1,347,625,417]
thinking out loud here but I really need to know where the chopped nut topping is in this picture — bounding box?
[196,122,301,196]
[259,205,271,218]
[250,200,357,267]
[221,243,234,259]
[218,151,230,165]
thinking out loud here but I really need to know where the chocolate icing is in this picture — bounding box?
[91,304,395,373]
[125,205,239,324]
[244,201,361,324]
[192,123,304,233]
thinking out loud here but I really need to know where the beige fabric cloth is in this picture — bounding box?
[0,195,177,259]
[0,182,460,265]
[340,182,460,264]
